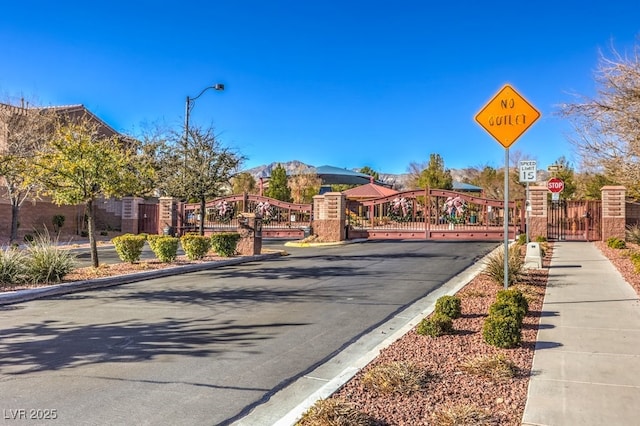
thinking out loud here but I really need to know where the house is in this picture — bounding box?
[0,102,130,243]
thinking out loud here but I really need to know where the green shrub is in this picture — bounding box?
[488,301,526,327]
[112,234,146,263]
[0,247,29,285]
[496,287,529,315]
[517,233,527,245]
[629,251,640,273]
[149,235,179,262]
[483,246,524,286]
[52,214,65,232]
[534,235,547,242]
[146,234,160,252]
[482,314,521,348]
[210,232,241,257]
[24,233,75,284]
[626,224,640,244]
[435,295,462,319]
[416,312,454,337]
[607,237,626,249]
[180,234,211,260]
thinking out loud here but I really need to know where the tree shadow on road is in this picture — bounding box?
[0,316,308,375]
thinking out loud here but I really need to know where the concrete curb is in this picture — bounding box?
[284,238,367,248]
[237,243,505,426]
[0,252,281,306]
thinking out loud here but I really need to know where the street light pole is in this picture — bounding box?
[181,83,225,202]
[184,83,225,147]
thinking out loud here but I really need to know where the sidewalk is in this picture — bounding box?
[522,241,640,425]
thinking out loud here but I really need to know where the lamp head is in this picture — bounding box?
[214,83,225,91]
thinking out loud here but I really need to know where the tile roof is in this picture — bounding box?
[342,182,399,199]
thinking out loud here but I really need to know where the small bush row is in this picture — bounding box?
[482,287,528,348]
[111,232,242,263]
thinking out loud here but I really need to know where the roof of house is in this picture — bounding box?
[452,181,483,192]
[0,102,122,139]
[342,181,399,199]
[311,165,386,186]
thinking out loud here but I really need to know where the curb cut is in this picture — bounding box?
[0,252,281,306]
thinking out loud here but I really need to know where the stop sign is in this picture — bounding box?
[547,178,564,193]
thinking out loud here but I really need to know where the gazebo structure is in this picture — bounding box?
[342,177,399,200]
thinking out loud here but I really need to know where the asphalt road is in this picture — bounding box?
[0,240,497,426]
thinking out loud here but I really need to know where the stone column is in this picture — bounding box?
[158,197,179,235]
[236,212,262,255]
[312,192,346,242]
[527,186,548,241]
[121,197,144,234]
[601,186,626,241]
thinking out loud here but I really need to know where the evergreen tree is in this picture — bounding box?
[418,153,453,189]
[265,163,292,202]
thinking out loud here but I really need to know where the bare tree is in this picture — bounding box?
[560,40,640,198]
[155,125,245,235]
[288,164,321,204]
[0,101,57,242]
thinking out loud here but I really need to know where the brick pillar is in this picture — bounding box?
[236,213,262,255]
[312,192,346,242]
[527,186,548,240]
[121,197,144,234]
[158,197,179,235]
[601,186,626,241]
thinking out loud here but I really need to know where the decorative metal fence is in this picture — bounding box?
[180,194,312,238]
[347,189,521,241]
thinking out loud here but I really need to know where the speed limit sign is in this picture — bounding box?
[519,160,537,183]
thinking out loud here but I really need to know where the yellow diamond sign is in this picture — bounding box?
[475,84,540,148]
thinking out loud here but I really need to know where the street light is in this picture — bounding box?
[184,83,225,144]
[181,83,225,198]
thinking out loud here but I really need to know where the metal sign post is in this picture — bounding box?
[476,85,541,289]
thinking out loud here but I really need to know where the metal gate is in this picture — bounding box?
[346,189,520,241]
[547,200,601,241]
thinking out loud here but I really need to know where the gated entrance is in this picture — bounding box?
[346,189,521,241]
[547,199,601,241]
[180,194,312,239]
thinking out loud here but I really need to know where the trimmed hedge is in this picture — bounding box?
[180,234,211,260]
[435,295,462,319]
[112,234,146,263]
[148,235,179,262]
[210,232,241,257]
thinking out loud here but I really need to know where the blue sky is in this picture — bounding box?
[1,1,639,175]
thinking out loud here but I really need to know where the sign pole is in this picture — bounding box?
[503,147,509,290]
[526,182,530,244]
[474,84,541,291]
